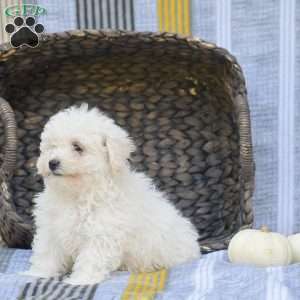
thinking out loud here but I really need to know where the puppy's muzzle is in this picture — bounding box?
[49,159,60,172]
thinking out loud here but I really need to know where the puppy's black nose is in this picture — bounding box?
[49,159,60,171]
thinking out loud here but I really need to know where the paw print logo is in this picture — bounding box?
[5,16,44,48]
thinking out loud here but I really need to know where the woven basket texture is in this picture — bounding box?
[0,30,254,251]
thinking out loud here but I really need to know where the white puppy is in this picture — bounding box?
[25,104,200,285]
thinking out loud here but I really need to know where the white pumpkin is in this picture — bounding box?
[228,226,292,267]
[288,233,300,263]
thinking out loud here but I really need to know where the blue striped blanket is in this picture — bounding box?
[0,248,299,299]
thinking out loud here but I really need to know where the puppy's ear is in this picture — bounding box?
[105,136,135,175]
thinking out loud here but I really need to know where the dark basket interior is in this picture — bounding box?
[0,31,254,251]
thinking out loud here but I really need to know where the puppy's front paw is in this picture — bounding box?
[64,275,104,285]
[19,270,44,278]
[20,269,59,278]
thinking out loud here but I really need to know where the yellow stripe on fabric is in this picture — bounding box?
[177,0,183,34]
[157,0,190,35]
[157,0,163,31]
[121,269,168,300]
[170,0,176,32]
[121,273,137,300]
[133,273,146,300]
[140,273,152,297]
[146,270,159,299]
[164,0,170,32]
[183,0,190,34]
[158,269,167,291]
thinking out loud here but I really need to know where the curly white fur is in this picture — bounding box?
[24,104,200,285]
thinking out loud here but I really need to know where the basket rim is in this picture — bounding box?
[0,29,236,62]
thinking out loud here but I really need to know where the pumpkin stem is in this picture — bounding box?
[260,225,269,232]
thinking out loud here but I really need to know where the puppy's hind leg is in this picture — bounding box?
[64,240,121,285]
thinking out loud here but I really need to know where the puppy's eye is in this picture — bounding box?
[72,142,83,153]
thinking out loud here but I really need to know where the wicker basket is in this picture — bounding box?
[0,30,254,251]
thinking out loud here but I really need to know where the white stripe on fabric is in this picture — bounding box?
[109,0,116,29]
[125,1,132,30]
[101,0,108,28]
[38,0,77,33]
[118,0,124,30]
[94,0,101,29]
[86,0,94,29]
[78,0,85,28]
[266,267,277,300]
[191,0,217,43]
[216,0,231,51]
[266,267,290,300]
[278,0,296,235]
[191,259,205,300]
[134,0,157,32]
[191,252,219,300]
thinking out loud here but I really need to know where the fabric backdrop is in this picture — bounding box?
[0,0,298,235]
